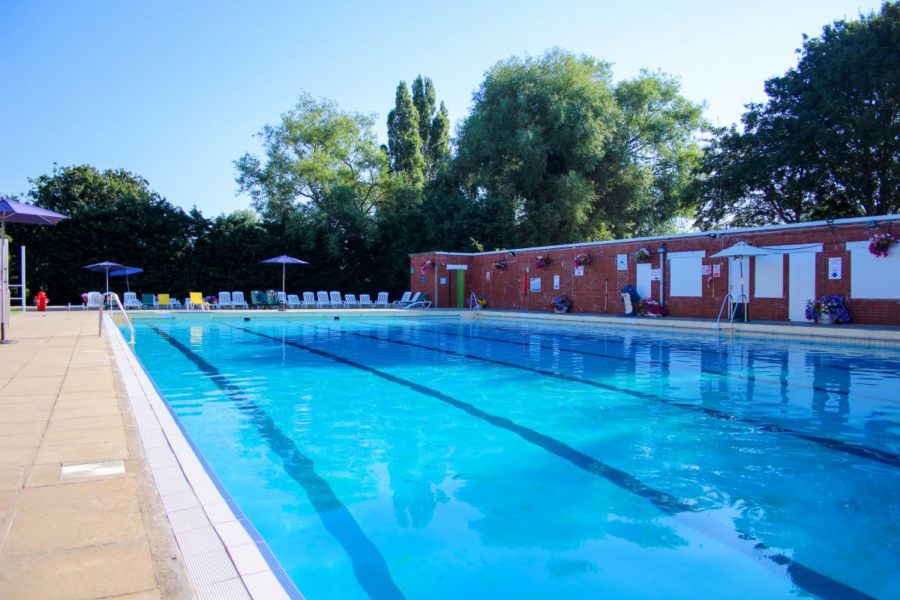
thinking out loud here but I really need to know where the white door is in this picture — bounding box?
[728,257,748,301]
[788,253,816,322]
[636,263,651,300]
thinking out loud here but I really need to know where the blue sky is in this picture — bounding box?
[1,0,883,216]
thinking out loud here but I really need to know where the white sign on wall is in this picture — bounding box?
[530,277,542,293]
[616,254,628,271]
[650,268,661,281]
[553,274,560,290]
[485,271,491,281]
[574,266,584,277]
[828,257,842,280]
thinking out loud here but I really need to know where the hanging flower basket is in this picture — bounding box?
[805,294,851,324]
[476,294,488,307]
[573,253,591,267]
[421,260,434,274]
[639,297,666,317]
[869,233,897,257]
[634,247,651,263]
[493,259,508,270]
[535,255,551,269]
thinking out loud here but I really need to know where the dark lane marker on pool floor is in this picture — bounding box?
[237,325,873,600]
[339,325,900,470]
[150,327,405,600]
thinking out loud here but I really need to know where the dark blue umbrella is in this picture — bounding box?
[84,261,127,295]
[109,266,144,292]
[260,255,309,296]
[1,197,69,343]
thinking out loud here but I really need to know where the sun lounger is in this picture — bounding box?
[140,293,157,309]
[287,294,302,308]
[344,294,359,308]
[402,291,432,309]
[231,291,249,309]
[316,291,330,308]
[358,294,373,308]
[391,291,412,307]
[218,291,233,309]
[188,292,210,310]
[374,291,389,308]
[329,291,344,308]
[122,292,141,309]
[85,291,102,310]
[301,291,316,308]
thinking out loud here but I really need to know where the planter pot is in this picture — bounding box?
[554,308,569,314]
[818,314,834,325]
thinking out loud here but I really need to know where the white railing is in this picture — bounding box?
[715,294,734,330]
[715,292,750,330]
[99,292,135,346]
[470,291,481,311]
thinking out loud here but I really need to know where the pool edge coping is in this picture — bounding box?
[104,314,305,600]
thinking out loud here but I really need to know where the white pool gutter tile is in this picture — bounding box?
[104,315,304,600]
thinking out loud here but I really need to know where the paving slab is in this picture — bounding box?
[0,311,194,599]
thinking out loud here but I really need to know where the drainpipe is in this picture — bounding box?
[657,243,668,307]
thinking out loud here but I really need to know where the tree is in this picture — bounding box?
[693,2,900,228]
[387,82,426,184]
[387,76,450,183]
[12,165,194,302]
[235,93,388,221]
[452,49,703,247]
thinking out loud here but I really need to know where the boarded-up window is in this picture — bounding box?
[847,241,900,299]
[668,251,704,297]
[754,254,784,298]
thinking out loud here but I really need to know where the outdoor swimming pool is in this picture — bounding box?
[123,314,900,599]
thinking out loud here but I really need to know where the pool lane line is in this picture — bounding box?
[237,325,874,600]
[360,320,875,402]
[474,318,900,377]
[149,327,405,600]
[327,324,900,470]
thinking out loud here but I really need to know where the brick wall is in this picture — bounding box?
[410,220,900,326]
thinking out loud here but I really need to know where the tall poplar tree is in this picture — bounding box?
[388,76,450,182]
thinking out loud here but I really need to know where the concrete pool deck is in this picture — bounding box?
[0,311,192,599]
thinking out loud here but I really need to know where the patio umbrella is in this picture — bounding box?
[710,242,771,321]
[1,197,69,343]
[260,255,309,298]
[109,266,143,292]
[83,261,127,296]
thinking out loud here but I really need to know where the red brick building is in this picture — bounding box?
[410,215,900,325]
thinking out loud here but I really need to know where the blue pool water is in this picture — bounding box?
[123,315,900,599]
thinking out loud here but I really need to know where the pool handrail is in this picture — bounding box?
[100,292,135,346]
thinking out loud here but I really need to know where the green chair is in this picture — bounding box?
[141,293,157,309]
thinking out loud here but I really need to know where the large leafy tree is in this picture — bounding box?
[235,93,388,221]
[452,50,703,247]
[693,2,900,227]
[11,165,194,302]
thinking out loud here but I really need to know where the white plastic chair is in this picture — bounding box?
[316,291,330,308]
[301,291,316,308]
[231,291,249,309]
[122,292,142,310]
[391,291,412,307]
[374,292,389,308]
[358,294,373,308]
[85,291,102,310]
[287,294,302,308]
[218,291,233,309]
[329,291,344,308]
[344,294,359,308]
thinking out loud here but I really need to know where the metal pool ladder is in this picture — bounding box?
[715,292,749,330]
[99,292,135,346]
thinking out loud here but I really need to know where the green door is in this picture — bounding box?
[456,270,465,308]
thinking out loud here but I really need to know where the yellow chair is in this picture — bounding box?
[189,292,210,310]
[157,293,171,309]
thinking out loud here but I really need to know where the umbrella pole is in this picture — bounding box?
[1,223,7,343]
